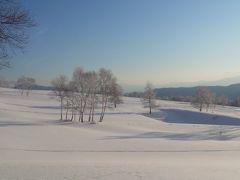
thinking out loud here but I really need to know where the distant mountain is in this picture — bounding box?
[155,83,240,101]
[159,75,240,88]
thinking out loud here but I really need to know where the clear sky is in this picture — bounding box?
[2,0,240,90]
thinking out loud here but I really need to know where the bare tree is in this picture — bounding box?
[51,75,68,120]
[85,71,98,123]
[15,76,36,96]
[67,81,77,121]
[192,87,214,112]
[15,77,25,95]
[217,95,229,107]
[233,97,240,107]
[109,78,123,108]
[98,68,115,122]
[142,82,157,114]
[72,67,89,122]
[0,0,35,69]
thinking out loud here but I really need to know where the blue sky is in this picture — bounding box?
[2,0,240,90]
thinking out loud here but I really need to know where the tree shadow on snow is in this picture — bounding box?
[104,112,136,115]
[0,120,37,127]
[144,108,240,126]
[106,126,240,141]
[30,105,60,109]
[0,119,73,127]
[105,109,240,141]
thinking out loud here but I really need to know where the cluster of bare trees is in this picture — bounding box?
[51,68,122,123]
[191,87,214,112]
[216,95,229,107]
[192,87,230,112]
[15,76,36,96]
[0,0,34,69]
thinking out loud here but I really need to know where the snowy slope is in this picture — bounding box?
[1,88,240,179]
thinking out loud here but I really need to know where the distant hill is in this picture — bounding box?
[12,84,53,91]
[31,85,54,91]
[1,79,54,91]
[155,84,240,101]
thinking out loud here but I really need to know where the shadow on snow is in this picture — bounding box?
[145,108,240,126]
[105,126,240,141]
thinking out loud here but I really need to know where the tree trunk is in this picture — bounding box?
[71,103,74,121]
[70,112,73,121]
[81,100,87,123]
[91,104,95,123]
[100,102,107,122]
[78,111,81,122]
[60,97,63,120]
[78,99,83,122]
[65,106,68,120]
[149,97,151,114]
[81,113,84,123]
[88,105,92,122]
[99,95,105,122]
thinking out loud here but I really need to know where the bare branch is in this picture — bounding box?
[0,0,35,69]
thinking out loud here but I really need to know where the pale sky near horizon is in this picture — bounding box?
[2,0,240,90]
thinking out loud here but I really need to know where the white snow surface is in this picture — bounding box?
[1,88,240,179]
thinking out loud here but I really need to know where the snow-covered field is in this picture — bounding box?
[1,88,240,179]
